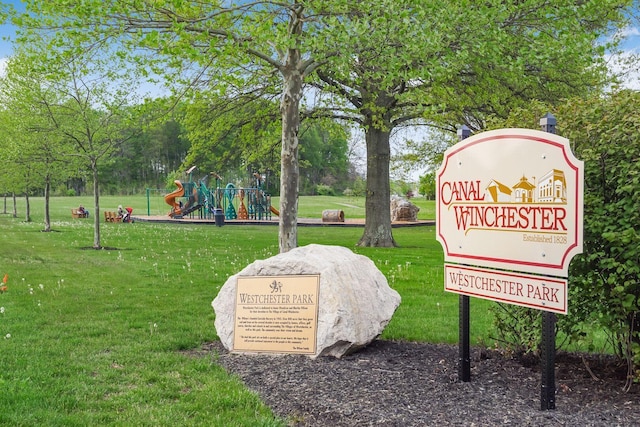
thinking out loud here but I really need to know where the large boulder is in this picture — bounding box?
[390,195,420,222]
[212,244,401,358]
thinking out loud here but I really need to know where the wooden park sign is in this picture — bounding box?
[437,128,583,314]
[436,124,583,410]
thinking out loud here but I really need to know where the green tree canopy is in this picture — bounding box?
[298,122,350,195]
[181,91,350,195]
[309,0,632,246]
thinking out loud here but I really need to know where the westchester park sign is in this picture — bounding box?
[436,128,583,314]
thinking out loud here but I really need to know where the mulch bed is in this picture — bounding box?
[192,340,640,426]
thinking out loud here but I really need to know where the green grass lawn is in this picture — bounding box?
[0,195,487,425]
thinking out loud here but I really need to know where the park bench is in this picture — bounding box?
[104,211,122,222]
[71,208,88,219]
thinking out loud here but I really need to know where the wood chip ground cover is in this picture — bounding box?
[196,340,640,426]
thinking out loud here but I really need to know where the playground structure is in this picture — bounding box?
[163,167,278,220]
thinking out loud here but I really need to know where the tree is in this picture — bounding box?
[15,0,352,252]
[418,173,436,200]
[16,1,630,250]
[3,37,144,247]
[391,127,454,182]
[0,52,77,230]
[0,112,26,219]
[180,93,282,181]
[309,0,631,246]
[298,122,350,195]
[98,115,189,193]
[49,60,142,248]
[145,119,190,188]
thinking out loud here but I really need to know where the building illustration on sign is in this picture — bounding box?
[538,169,567,203]
[484,170,566,205]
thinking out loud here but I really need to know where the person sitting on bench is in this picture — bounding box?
[78,205,89,217]
[123,207,133,222]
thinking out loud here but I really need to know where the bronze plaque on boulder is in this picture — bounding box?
[233,275,320,354]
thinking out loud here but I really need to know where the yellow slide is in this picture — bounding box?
[164,180,184,217]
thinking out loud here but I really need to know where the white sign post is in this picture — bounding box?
[436,123,583,410]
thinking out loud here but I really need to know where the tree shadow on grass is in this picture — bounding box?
[79,246,126,250]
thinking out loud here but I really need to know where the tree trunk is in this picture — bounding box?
[44,175,51,232]
[12,193,17,218]
[358,126,397,247]
[92,161,101,249]
[24,192,31,222]
[277,6,304,254]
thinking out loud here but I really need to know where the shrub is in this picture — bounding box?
[316,184,335,196]
[488,91,640,390]
[562,91,640,391]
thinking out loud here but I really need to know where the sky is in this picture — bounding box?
[0,0,24,73]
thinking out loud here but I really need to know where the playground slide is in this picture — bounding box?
[270,206,279,216]
[164,180,184,217]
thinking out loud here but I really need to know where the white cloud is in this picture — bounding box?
[607,49,640,90]
[0,57,7,77]
[619,26,640,39]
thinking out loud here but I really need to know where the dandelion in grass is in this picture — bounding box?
[4,333,10,339]
[0,306,5,314]
[39,284,44,291]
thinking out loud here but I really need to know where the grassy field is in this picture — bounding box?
[0,195,488,425]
